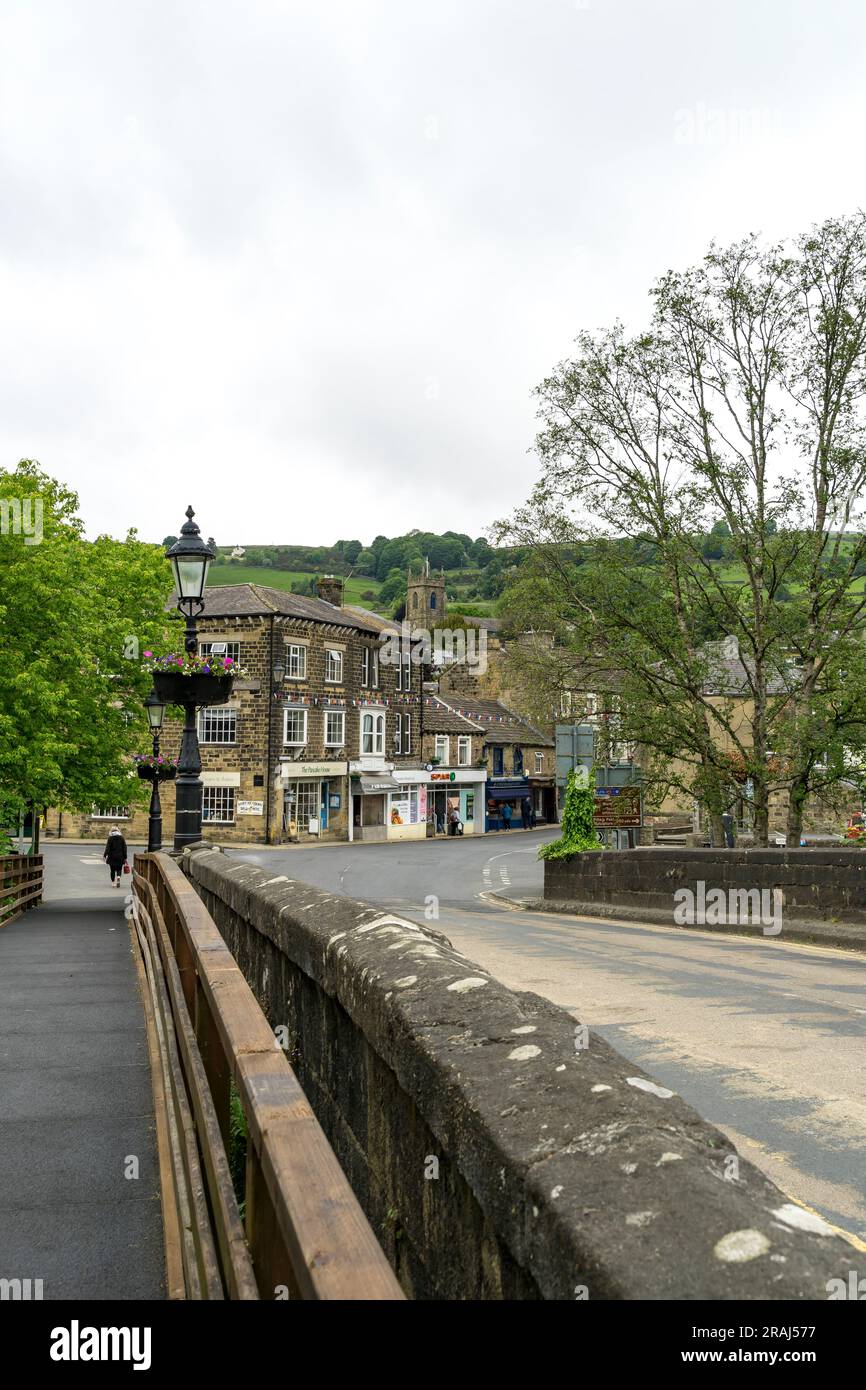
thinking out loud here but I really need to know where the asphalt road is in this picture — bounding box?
[222,829,866,1244]
[38,837,866,1243]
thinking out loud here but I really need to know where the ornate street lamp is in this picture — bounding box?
[144,692,166,852]
[165,507,216,851]
[166,506,214,654]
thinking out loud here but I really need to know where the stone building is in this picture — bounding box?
[423,694,555,831]
[45,577,561,846]
[48,581,424,846]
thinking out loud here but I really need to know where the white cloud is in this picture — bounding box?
[1,0,865,543]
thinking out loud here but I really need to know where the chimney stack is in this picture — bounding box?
[316,575,344,606]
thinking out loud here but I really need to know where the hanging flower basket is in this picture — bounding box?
[152,671,235,707]
[135,757,178,782]
[145,652,243,708]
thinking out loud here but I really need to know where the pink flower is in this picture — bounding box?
[143,650,152,658]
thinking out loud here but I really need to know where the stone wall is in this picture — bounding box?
[182,844,857,1300]
[544,847,866,933]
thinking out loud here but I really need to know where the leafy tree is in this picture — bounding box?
[0,461,175,819]
[500,214,866,844]
[355,548,377,575]
[161,535,178,548]
[343,540,363,566]
[378,568,407,606]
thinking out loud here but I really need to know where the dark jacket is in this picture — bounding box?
[104,832,127,868]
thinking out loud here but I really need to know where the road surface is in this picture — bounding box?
[225,830,866,1243]
[40,837,866,1242]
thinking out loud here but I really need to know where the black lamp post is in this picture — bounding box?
[165,507,215,851]
[144,692,166,852]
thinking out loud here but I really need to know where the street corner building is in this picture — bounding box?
[43,581,555,846]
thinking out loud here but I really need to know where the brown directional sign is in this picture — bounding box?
[593,785,642,828]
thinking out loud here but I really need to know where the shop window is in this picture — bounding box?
[202,787,236,823]
[390,785,419,826]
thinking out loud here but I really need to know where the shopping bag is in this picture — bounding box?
[123,861,131,874]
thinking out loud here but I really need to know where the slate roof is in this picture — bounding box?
[189,585,381,634]
[427,696,554,747]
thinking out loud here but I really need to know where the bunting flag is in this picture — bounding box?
[423,698,531,726]
[272,693,420,708]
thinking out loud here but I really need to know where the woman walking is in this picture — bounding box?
[103,825,128,887]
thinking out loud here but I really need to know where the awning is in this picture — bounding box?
[357,774,401,794]
[486,781,530,801]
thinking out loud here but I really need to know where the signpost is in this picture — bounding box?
[593,785,642,829]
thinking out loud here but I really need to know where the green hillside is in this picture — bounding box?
[208,566,384,608]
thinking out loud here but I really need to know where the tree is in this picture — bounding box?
[161,535,178,548]
[500,214,866,844]
[0,461,175,818]
[355,548,377,575]
[378,568,407,607]
[343,540,363,566]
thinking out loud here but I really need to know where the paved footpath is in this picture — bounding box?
[0,847,165,1299]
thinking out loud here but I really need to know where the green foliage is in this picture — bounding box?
[227,1079,248,1215]
[0,460,174,814]
[539,770,601,860]
[378,568,407,605]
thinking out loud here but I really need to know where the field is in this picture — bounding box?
[206,564,499,617]
[208,565,384,608]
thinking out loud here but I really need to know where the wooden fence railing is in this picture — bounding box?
[0,854,44,927]
[132,851,404,1302]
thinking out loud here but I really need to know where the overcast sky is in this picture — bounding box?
[2,0,865,545]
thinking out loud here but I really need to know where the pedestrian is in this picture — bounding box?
[449,806,462,836]
[520,797,531,830]
[501,802,512,831]
[103,824,128,887]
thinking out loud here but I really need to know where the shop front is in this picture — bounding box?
[350,771,428,841]
[400,768,487,835]
[528,776,558,825]
[486,777,531,831]
[279,759,348,841]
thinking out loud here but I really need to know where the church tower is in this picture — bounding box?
[407,557,446,624]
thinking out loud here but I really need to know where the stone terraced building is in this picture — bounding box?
[46,578,557,846]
